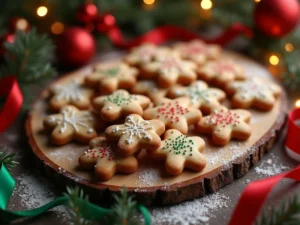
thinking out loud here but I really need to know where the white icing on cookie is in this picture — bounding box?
[53,80,85,101]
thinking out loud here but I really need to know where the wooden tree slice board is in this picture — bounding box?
[26,51,287,206]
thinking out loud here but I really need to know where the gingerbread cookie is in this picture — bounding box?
[124,43,170,66]
[92,90,151,122]
[173,40,221,65]
[141,54,197,88]
[43,105,97,145]
[130,80,168,101]
[148,129,206,175]
[79,137,138,181]
[196,109,251,146]
[197,60,246,87]
[143,97,202,134]
[85,62,138,94]
[167,81,226,114]
[49,80,94,111]
[105,114,165,157]
[225,77,281,111]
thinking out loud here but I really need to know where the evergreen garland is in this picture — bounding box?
[0,146,18,170]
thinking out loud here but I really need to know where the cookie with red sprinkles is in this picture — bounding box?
[79,137,138,181]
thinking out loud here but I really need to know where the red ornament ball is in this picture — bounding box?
[56,27,96,67]
[76,3,98,24]
[0,33,15,57]
[9,17,30,33]
[254,0,300,37]
[94,14,116,33]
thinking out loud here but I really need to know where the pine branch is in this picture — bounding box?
[105,187,139,225]
[0,28,56,84]
[256,196,300,225]
[64,186,92,225]
[0,146,18,170]
[282,51,300,90]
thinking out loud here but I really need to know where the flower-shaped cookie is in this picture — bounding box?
[141,55,197,88]
[196,109,251,146]
[143,97,202,134]
[148,129,207,175]
[225,77,281,111]
[130,80,168,101]
[197,60,246,87]
[92,90,151,122]
[105,114,165,156]
[167,81,226,114]
[124,43,170,66]
[49,80,94,111]
[85,62,138,94]
[44,105,97,145]
[173,40,221,65]
[79,137,138,181]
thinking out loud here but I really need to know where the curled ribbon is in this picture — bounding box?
[0,76,23,133]
[0,164,151,224]
[228,165,300,225]
[285,108,300,162]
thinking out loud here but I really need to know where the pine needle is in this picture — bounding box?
[0,147,18,170]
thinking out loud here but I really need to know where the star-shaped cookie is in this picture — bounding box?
[143,97,202,134]
[167,81,226,114]
[105,114,165,156]
[130,80,168,101]
[196,108,252,146]
[124,43,170,66]
[141,54,197,88]
[44,105,97,145]
[197,60,246,87]
[148,129,207,175]
[173,40,221,65]
[225,77,281,111]
[92,89,151,122]
[49,80,94,111]
[79,137,138,181]
[85,62,138,94]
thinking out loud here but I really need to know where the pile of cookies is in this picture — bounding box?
[43,40,281,181]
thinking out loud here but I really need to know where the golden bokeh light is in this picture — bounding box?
[37,6,48,17]
[201,0,213,10]
[143,0,155,5]
[51,22,64,35]
[285,43,294,52]
[254,0,261,3]
[269,55,279,66]
[295,100,300,108]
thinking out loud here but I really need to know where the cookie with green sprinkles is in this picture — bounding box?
[92,89,151,122]
[148,129,207,175]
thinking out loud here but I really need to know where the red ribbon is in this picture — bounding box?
[285,108,300,161]
[107,23,253,48]
[0,76,23,133]
[228,165,300,225]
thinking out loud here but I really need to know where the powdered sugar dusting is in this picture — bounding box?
[255,154,290,176]
[137,168,161,186]
[150,192,229,225]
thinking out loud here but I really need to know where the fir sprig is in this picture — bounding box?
[0,28,56,84]
[0,147,18,170]
[64,186,92,225]
[105,187,139,225]
[256,197,300,225]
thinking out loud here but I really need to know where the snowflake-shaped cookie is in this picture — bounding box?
[196,109,252,146]
[44,105,97,145]
[173,40,221,65]
[167,81,226,114]
[143,97,202,134]
[130,80,168,101]
[49,80,94,111]
[141,55,197,88]
[197,60,246,87]
[148,129,206,175]
[225,77,281,111]
[79,137,138,181]
[105,114,165,156]
[92,89,151,122]
[124,43,171,66]
[85,62,138,94]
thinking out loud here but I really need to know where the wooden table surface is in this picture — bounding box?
[3,49,300,225]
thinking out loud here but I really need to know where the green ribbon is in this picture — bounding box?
[0,164,151,224]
